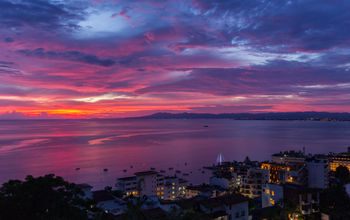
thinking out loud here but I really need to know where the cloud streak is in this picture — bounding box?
[17,48,116,67]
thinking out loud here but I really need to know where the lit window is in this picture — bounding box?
[271,191,275,196]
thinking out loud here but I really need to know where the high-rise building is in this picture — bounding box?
[306,158,329,189]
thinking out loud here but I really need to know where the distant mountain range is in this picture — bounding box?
[134,112,350,121]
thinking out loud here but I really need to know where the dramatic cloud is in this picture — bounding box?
[0,0,83,30]
[17,48,116,67]
[0,0,350,118]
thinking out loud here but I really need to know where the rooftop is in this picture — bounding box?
[112,208,168,220]
[134,171,158,176]
[200,194,248,208]
[283,183,321,194]
[117,176,137,181]
[93,190,115,202]
[272,150,305,158]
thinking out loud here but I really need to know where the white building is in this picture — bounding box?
[210,173,237,190]
[117,170,187,200]
[306,158,329,189]
[135,171,159,197]
[116,176,138,196]
[163,176,186,200]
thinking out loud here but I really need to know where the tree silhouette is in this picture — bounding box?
[0,174,97,220]
[335,166,350,184]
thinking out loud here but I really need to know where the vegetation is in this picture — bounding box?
[335,165,350,184]
[0,174,98,220]
[320,185,350,220]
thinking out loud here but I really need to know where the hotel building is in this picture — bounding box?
[328,147,350,171]
[116,170,186,200]
[261,162,307,185]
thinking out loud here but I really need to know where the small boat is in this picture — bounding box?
[183,173,189,176]
[169,167,174,170]
[176,170,181,173]
[75,168,80,171]
[201,171,205,174]
[150,167,156,171]
[104,168,108,172]
[160,170,166,173]
[203,125,209,127]
[123,169,127,173]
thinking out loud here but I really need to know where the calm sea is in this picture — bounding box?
[0,119,350,189]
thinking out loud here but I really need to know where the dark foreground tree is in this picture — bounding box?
[335,165,350,184]
[320,185,350,219]
[0,174,97,220]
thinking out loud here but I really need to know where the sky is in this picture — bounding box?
[0,0,350,119]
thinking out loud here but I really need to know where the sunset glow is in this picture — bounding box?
[1,0,350,119]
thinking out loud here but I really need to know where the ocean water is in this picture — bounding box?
[0,119,350,189]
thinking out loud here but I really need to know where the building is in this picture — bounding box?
[116,170,187,200]
[261,183,320,217]
[113,207,168,220]
[116,176,138,197]
[163,176,187,200]
[306,158,329,189]
[284,184,320,216]
[210,173,237,190]
[185,184,226,199]
[261,162,307,185]
[167,194,249,220]
[240,168,269,198]
[271,150,306,164]
[135,171,159,197]
[199,194,249,220]
[328,147,350,171]
[261,183,284,208]
[92,190,124,215]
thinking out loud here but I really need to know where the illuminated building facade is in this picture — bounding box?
[261,162,307,185]
[261,183,283,208]
[163,176,186,200]
[117,170,186,200]
[328,149,350,171]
